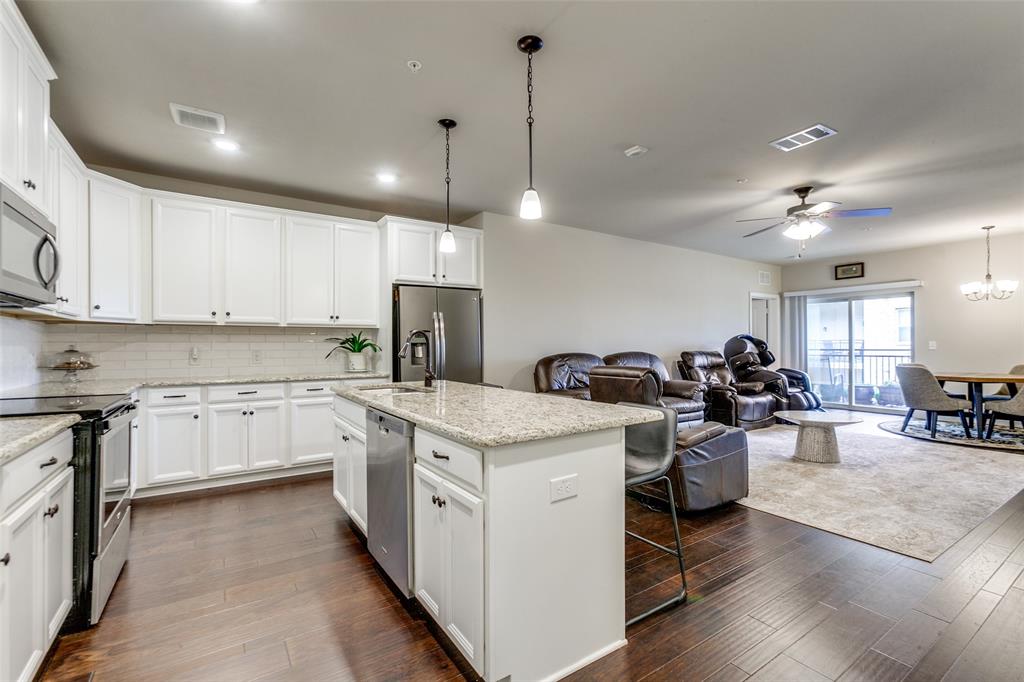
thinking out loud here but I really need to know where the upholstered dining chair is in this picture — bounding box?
[984,385,1024,439]
[896,364,973,438]
[984,363,1024,430]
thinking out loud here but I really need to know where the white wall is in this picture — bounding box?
[0,316,45,391]
[471,212,781,391]
[781,233,1024,374]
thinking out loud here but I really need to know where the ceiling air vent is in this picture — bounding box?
[169,103,226,134]
[769,124,836,152]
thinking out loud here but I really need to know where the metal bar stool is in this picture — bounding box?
[621,403,688,625]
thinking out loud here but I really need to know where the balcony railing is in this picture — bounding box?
[807,347,913,406]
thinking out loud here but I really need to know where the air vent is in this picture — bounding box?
[769,124,836,152]
[169,103,226,134]
[758,270,772,286]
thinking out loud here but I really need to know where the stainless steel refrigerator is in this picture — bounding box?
[392,285,482,384]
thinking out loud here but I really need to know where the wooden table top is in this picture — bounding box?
[933,371,1024,383]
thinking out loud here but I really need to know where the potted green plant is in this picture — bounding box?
[324,332,381,372]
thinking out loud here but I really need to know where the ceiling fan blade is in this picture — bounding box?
[742,221,788,238]
[826,207,893,218]
[736,216,786,223]
[805,201,841,215]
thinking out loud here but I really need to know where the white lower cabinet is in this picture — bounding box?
[413,462,484,674]
[331,414,368,534]
[144,405,202,485]
[207,399,287,476]
[290,395,334,465]
[249,401,287,470]
[0,433,74,682]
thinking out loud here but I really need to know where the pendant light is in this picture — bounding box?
[438,119,457,254]
[517,35,543,220]
[960,226,1018,300]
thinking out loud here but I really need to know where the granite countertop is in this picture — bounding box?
[1,371,391,399]
[332,380,664,449]
[0,414,81,465]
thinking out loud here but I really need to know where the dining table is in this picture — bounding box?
[933,371,1024,438]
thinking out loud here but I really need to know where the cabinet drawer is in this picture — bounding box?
[333,396,366,432]
[146,387,201,406]
[291,381,332,396]
[208,383,285,403]
[1,430,73,514]
[414,429,482,493]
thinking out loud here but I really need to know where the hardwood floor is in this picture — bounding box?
[41,475,1024,681]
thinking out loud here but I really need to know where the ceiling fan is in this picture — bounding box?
[738,186,892,240]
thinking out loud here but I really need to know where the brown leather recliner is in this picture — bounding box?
[678,350,777,430]
[593,352,705,428]
[533,353,603,400]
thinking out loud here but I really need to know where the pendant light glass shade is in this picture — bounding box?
[520,188,542,220]
[439,228,456,253]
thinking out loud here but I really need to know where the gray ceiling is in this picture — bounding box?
[19,1,1024,264]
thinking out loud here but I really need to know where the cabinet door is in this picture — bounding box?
[0,21,19,189]
[413,464,445,623]
[391,222,438,284]
[284,217,334,325]
[348,426,368,533]
[152,198,219,323]
[20,59,48,212]
[443,479,484,671]
[207,402,248,476]
[144,406,201,485]
[290,397,334,465]
[332,417,351,511]
[89,180,141,321]
[0,490,45,682]
[42,467,73,642]
[440,227,482,288]
[334,221,379,326]
[55,149,83,316]
[224,208,282,324]
[248,400,287,470]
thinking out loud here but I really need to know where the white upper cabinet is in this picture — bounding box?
[89,178,142,322]
[334,220,379,326]
[152,198,219,323]
[383,217,482,288]
[223,208,282,324]
[389,219,438,284]
[285,215,380,327]
[440,227,482,288]
[0,2,55,214]
[284,216,335,325]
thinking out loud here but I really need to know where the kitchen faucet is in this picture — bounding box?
[397,329,435,387]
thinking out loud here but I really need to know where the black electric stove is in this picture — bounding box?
[1,391,136,631]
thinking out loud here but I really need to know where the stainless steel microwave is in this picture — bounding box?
[0,181,58,307]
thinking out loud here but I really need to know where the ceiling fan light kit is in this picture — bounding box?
[960,226,1017,301]
[738,185,892,245]
[518,34,543,220]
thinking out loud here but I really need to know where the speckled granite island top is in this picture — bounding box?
[0,371,391,399]
[0,414,80,465]
[332,381,664,449]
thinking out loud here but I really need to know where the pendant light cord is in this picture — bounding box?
[445,127,451,229]
[985,227,992,278]
[526,51,534,189]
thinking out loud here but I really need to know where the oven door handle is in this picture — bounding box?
[101,404,137,434]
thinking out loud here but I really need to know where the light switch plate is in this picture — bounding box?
[550,474,579,502]
[188,346,201,366]
[928,341,937,350]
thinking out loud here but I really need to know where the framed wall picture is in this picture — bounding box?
[834,262,865,280]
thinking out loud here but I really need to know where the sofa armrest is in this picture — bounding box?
[663,379,704,400]
[589,366,663,405]
[708,383,738,395]
[778,367,813,393]
[732,381,766,395]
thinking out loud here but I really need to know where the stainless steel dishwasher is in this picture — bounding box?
[366,408,415,597]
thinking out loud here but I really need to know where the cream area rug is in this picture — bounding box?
[739,425,1024,561]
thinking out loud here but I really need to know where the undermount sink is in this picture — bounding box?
[357,386,435,395]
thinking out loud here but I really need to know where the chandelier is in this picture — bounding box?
[960,226,1018,301]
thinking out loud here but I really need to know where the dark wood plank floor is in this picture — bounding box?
[41,477,1024,682]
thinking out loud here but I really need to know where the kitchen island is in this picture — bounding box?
[332,381,663,682]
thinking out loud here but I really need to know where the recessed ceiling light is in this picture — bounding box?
[212,138,240,152]
[623,145,649,158]
[376,172,397,184]
[406,60,422,73]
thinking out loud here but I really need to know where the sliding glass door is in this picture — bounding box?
[805,293,914,409]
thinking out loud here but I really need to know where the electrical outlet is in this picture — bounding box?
[549,474,579,503]
[251,350,263,365]
[188,346,201,366]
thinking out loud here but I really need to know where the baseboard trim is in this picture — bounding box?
[132,465,332,504]
[539,638,628,682]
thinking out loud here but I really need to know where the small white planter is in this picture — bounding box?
[346,350,372,372]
